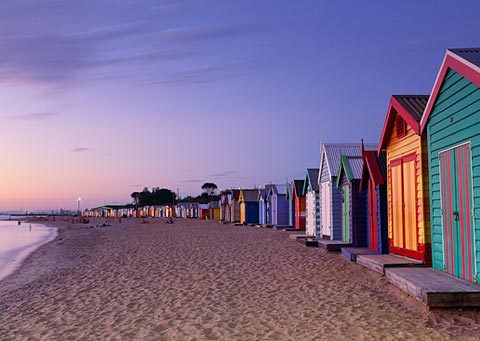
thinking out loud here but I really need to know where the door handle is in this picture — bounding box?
[453,211,459,221]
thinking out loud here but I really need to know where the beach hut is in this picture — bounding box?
[267,184,290,226]
[336,154,368,246]
[208,200,221,221]
[360,147,388,253]
[319,143,376,240]
[420,48,480,281]
[292,179,306,230]
[378,95,431,264]
[285,181,296,227]
[231,189,241,223]
[258,188,267,225]
[258,185,274,225]
[303,168,320,237]
[239,189,260,224]
[220,190,231,222]
[198,204,209,220]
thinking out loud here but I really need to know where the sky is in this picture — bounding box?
[0,0,479,210]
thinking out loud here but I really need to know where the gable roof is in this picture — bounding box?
[257,189,266,201]
[302,168,319,194]
[360,150,386,190]
[292,179,305,197]
[420,48,480,133]
[336,155,363,187]
[320,143,376,179]
[268,184,287,197]
[377,95,429,152]
[285,181,292,200]
[239,189,259,202]
[232,189,241,201]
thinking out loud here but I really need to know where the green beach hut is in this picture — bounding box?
[421,48,480,282]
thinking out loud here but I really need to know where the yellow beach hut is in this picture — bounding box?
[378,95,432,264]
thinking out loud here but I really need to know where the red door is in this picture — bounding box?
[368,179,379,251]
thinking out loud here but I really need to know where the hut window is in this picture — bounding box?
[396,116,407,138]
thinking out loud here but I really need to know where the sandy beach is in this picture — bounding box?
[0,218,479,340]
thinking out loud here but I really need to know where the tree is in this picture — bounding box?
[130,187,176,207]
[201,182,218,195]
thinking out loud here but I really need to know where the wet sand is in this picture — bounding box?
[0,218,479,340]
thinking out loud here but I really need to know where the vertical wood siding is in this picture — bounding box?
[319,156,329,237]
[331,175,343,241]
[233,202,241,223]
[339,173,368,246]
[277,194,290,226]
[306,191,316,236]
[427,69,480,282]
[386,111,431,262]
[295,196,306,229]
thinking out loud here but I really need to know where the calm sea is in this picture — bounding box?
[0,220,57,281]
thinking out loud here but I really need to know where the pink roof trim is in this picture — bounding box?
[420,50,480,133]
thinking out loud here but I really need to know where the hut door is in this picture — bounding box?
[342,185,350,242]
[439,144,475,281]
[240,203,246,224]
[368,179,379,251]
[321,181,331,238]
[272,195,277,225]
[390,154,417,251]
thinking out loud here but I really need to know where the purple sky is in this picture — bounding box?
[0,0,479,210]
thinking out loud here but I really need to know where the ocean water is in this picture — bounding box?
[0,220,57,281]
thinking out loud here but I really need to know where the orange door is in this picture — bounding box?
[390,154,417,251]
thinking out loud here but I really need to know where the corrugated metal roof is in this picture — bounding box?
[393,95,429,123]
[346,156,363,179]
[307,168,320,191]
[323,143,376,177]
[449,48,480,68]
[257,189,266,200]
[241,189,259,202]
[274,184,287,195]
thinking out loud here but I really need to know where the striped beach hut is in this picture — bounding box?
[319,144,376,240]
[267,184,290,226]
[231,189,241,223]
[360,147,388,253]
[336,154,368,246]
[421,48,480,281]
[378,95,431,264]
[208,200,221,221]
[285,181,295,227]
[258,185,274,225]
[239,189,260,224]
[258,188,267,225]
[303,168,320,237]
[292,179,306,230]
[220,190,231,222]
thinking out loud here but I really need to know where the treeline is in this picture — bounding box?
[131,187,176,207]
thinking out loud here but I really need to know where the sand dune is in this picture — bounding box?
[0,218,479,340]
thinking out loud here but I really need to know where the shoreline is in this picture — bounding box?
[0,218,479,339]
[0,221,58,282]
